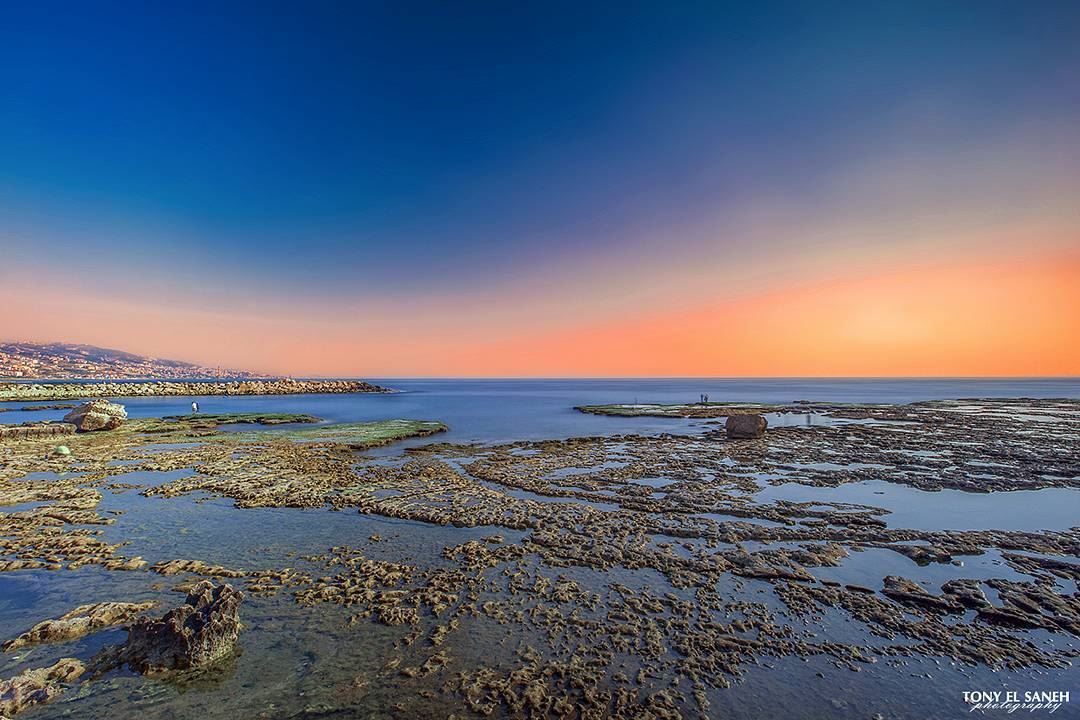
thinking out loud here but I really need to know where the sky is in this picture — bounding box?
[1,1,1078,377]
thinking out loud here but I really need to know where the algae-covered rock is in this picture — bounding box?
[0,423,75,441]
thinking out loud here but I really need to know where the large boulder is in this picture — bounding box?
[725,413,767,439]
[62,400,127,432]
[121,581,243,673]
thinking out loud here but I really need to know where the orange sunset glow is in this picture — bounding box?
[3,247,1076,377]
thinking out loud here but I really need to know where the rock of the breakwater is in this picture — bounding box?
[63,400,127,432]
[0,378,388,401]
[120,581,243,673]
[725,413,768,439]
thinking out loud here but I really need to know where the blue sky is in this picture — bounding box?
[1,2,1078,375]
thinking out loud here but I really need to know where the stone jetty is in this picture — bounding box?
[0,378,388,402]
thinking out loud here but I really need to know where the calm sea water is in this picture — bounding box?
[4,378,1078,445]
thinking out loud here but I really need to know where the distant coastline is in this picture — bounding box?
[0,341,256,381]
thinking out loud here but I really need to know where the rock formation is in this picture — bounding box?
[725,413,768,439]
[63,400,127,432]
[120,582,243,673]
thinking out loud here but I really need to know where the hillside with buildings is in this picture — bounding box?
[0,342,255,380]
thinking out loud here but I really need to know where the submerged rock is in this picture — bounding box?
[725,413,768,439]
[120,581,243,673]
[150,558,246,578]
[2,601,155,652]
[63,400,127,432]
[0,658,85,716]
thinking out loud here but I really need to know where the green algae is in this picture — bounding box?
[576,402,782,418]
[161,413,323,426]
[577,399,907,419]
[229,420,448,448]
[82,416,447,449]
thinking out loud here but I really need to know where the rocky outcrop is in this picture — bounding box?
[725,413,768,439]
[941,579,992,610]
[0,379,389,402]
[0,423,75,441]
[120,582,243,673]
[63,400,127,432]
[0,658,85,716]
[2,601,155,652]
[881,576,963,613]
[150,559,246,578]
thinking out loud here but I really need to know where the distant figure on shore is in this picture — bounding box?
[191,401,199,413]
[704,393,709,404]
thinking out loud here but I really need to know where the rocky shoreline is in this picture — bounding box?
[0,396,1076,718]
[577,400,895,418]
[0,378,389,402]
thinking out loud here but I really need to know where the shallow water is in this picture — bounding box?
[755,479,1080,532]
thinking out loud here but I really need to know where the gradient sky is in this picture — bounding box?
[2,2,1078,377]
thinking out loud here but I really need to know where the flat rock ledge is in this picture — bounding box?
[0,378,388,402]
[0,423,75,441]
[118,581,243,674]
[2,601,156,652]
[0,658,85,717]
